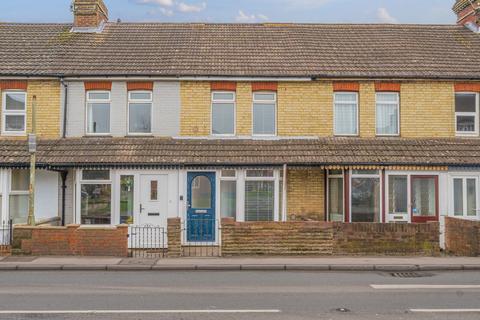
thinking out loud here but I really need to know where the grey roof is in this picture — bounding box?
[1,137,480,168]
[1,22,480,79]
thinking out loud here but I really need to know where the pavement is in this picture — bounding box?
[0,255,479,271]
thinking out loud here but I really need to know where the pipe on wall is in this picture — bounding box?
[60,78,68,138]
[60,171,68,226]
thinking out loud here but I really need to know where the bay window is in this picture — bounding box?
[376,93,399,135]
[86,91,110,134]
[212,92,235,135]
[327,170,344,222]
[128,91,152,134]
[80,170,112,225]
[245,170,275,221]
[452,177,478,218]
[351,170,380,222]
[334,92,358,135]
[455,93,478,135]
[9,169,29,224]
[253,92,276,136]
[220,170,237,219]
[2,91,27,135]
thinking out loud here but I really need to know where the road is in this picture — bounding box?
[0,270,479,319]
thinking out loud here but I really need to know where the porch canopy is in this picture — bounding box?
[0,137,479,170]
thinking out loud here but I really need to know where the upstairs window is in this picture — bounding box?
[334,92,358,136]
[128,91,152,134]
[376,93,399,136]
[2,92,26,135]
[86,91,110,134]
[253,92,276,136]
[455,93,478,135]
[211,92,235,135]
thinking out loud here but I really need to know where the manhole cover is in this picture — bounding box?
[335,308,351,313]
[391,272,433,278]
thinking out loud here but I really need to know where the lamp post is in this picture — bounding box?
[27,95,37,226]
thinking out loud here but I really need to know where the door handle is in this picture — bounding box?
[139,204,144,213]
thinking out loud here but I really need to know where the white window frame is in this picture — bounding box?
[252,92,277,137]
[243,169,279,221]
[334,92,359,136]
[219,169,238,220]
[455,92,479,136]
[1,91,27,136]
[211,91,236,136]
[349,170,382,223]
[85,90,111,136]
[76,169,113,226]
[375,92,400,136]
[8,169,30,224]
[327,170,345,222]
[449,175,479,219]
[127,90,153,136]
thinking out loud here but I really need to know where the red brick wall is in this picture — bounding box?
[445,217,480,257]
[333,222,440,256]
[14,225,128,257]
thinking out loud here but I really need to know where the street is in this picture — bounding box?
[0,270,479,319]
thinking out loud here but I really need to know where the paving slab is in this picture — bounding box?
[119,258,157,266]
[33,257,122,265]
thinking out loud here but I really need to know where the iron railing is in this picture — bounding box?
[182,219,221,257]
[128,224,166,258]
[0,219,12,246]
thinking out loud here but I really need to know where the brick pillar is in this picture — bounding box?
[67,224,80,255]
[167,218,182,257]
[221,218,235,256]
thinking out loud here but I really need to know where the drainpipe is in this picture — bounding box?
[60,171,68,226]
[60,78,68,138]
[282,164,287,221]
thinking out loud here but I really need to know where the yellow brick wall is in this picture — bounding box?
[180,80,456,138]
[0,80,61,139]
[287,168,325,221]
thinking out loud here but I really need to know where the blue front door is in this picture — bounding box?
[187,172,216,242]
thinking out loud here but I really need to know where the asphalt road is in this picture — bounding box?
[0,270,479,319]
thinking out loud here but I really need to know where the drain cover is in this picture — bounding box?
[390,272,433,278]
[335,308,351,313]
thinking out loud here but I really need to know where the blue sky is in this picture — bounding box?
[0,0,456,24]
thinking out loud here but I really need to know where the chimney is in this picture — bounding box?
[453,0,480,32]
[71,0,108,32]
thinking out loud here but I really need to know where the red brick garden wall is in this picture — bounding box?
[445,217,480,257]
[13,225,128,257]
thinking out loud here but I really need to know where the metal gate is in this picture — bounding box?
[181,219,221,257]
[0,220,12,256]
[128,225,166,258]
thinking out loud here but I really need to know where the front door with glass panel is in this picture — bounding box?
[411,176,438,223]
[138,175,168,227]
[187,172,216,242]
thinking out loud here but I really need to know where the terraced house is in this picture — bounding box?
[1,0,480,251]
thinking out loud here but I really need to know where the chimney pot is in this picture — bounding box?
[72,0,108,32]
[453,0,480,32]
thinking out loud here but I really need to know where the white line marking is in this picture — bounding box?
[411,309,480,313]
[0,310,281,315]
[371,284,480,290]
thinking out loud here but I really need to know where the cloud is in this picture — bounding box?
[177,2,207,13]
[377,7,397,23]
[135,0,174,6]
[235,10,269,23]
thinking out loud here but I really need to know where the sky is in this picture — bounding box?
[0,0,456,24]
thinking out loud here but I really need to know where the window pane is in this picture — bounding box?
[88,92,110,100]
[254,93,276,101]
[212,102,235,135]
[11,170,29,191]
[352,170,378,175]
[328,177,344,222]
[245,181,274,221]
[335,93,357,103]
[246,170,274,178]
[221,170,236,178]
[389,176,408,214]
[351,177,380,222]
[9,194,28,225]
[455,94,476,113]
[191,176,211,209]
[5,93,26,110]
[129,103,151,133]
[150,180,158,201]
[130,92,152,100]
[81,184,111,225]
[120,176,134,224]
[5,115,25,132]
[453,178,463,216]
[329,170,343,176]
[220,180,236,219]
[253,103,275,135]
[335,103,357,135]
[87,103,110,133]
[412,178,436,217]
[213,92,235,100]
[467,179,477,217]
[376,93,398,103]
[82,170,110,181]
[457,115,476,133]
[377,103,399,135]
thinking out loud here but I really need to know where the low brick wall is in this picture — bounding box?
[221,218,334,256]
[0,246,11,256]
[13,224,128,257]
[333,222,440,256]
[445,217,480,257]
[167,218,182,257]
